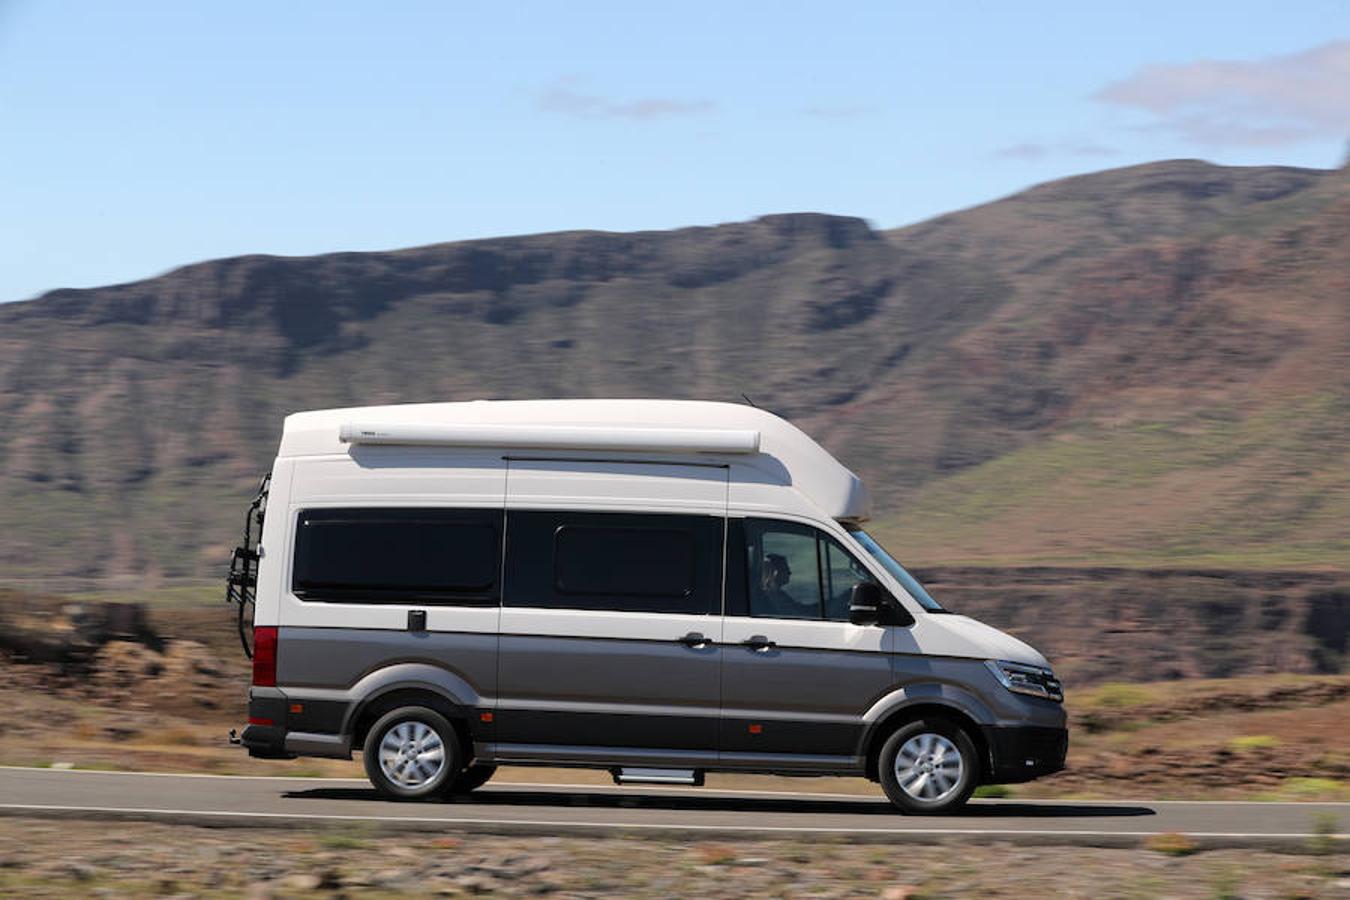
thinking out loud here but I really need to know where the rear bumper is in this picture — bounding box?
[981,724,1068,784]
[239,723,294,759]
[239,687,352,760]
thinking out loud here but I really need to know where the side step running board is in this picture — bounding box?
[611,767,704,786]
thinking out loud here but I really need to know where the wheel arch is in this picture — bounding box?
[341,665,480,763]
[861,701,991,783]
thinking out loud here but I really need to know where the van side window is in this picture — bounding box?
[742,519,877,622]
[292,508,501,604]
[505,511,720,615]
[555,526,695,598]
[745,519,823,619]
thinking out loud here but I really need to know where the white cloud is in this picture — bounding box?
[993,142,1052,160]
[992,140,1119,161]
[1065,141,1119,158]
[1094,40,1350,147]
[537,78,715,120]
[802,104,876,119]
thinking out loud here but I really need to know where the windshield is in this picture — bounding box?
[845,527,945,612]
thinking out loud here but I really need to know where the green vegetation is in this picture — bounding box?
[1081,683,1152,709]
[1207,865,1242,900]
[1228,735,1279,752]
[972,784,1014,799]
[1307,813,1343,856]
[874,395,1350,570]
[317,832,369,851]
[1256,778,1350,802]
[1251,779,1348,803]
[67,584,221,608]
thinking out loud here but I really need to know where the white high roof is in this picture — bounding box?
[278,399,871,521]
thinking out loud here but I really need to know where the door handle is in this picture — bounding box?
[742,635,777,651]
[677,632,709,648]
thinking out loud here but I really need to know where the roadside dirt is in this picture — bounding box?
[0,817,1345,898]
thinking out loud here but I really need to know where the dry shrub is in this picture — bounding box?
[693,843,737,865]
[1144,832,1199,856]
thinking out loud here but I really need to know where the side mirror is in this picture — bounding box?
[849,582,883,625]
[849,582,914,627]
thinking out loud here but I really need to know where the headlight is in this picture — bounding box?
[985,660,1063,702]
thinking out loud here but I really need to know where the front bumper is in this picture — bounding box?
[981,725,1068,783]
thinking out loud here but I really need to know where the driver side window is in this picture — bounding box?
[743,519,874,622]
[746,520,821,619]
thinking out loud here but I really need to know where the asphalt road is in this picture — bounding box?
[1,767,1345,848]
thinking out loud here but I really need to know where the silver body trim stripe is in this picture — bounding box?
[483,743,863,773]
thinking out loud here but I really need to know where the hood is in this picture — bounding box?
[913,614,1050,668]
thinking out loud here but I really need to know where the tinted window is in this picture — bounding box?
[293,508,500,604]
[505,511,720,614]
[746,520,822,619]
[741,518,882,622]
[555,527,694,598]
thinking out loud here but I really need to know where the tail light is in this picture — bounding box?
[252,626,278,687]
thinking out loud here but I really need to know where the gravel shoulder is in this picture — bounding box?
[1,816,1347,898]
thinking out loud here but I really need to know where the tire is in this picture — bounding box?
[448,764,497,795]
[362,706,460,801]
[877,718,978,814]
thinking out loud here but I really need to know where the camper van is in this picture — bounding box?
[231,400,1066,813]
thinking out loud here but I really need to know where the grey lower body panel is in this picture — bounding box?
[720,643,892,758]
[496,634,722,749]
[249,629,1066,787]
[275,626,498,707]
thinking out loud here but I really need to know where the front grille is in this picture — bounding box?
[1028,669,1063,702]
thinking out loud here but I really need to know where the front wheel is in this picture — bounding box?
[362,706,460,801]
[878,718,978,814]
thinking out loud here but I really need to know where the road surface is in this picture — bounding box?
[1,767,1344,848]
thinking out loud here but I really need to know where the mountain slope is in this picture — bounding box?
[874,161,1350,567]
[0,160,1346,587]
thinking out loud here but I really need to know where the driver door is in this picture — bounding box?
[719,517,898,763]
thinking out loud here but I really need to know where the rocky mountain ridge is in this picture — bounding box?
[0,159,1346,585]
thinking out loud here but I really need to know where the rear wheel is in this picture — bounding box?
[448,764,497,795]
[362,706,459,801]
[878,718,978,814]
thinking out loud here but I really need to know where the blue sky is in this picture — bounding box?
[2,1,1347,303]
